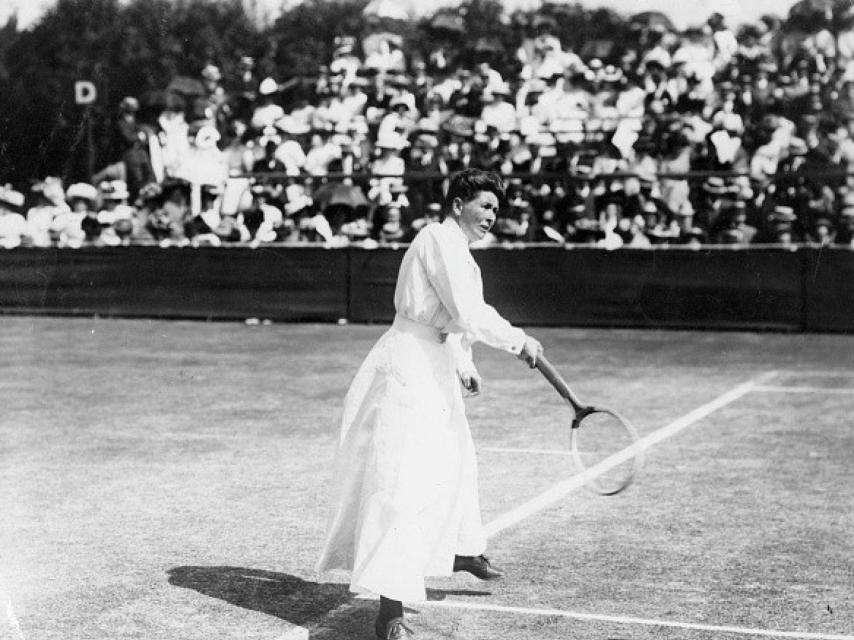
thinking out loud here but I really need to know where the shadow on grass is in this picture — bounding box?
[168,566,491,639]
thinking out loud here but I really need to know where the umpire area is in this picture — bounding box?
[1,317,852,640]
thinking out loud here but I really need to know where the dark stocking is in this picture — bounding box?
[379,595,404,621]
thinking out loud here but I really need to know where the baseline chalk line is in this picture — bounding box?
[754,386,854,395]
[483,446,572,456]
[420,600,854,640]
[483,371,779,538]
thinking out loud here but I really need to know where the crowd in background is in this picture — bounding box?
[4,3,854,249]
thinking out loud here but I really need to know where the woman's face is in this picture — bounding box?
[453,190,499,242]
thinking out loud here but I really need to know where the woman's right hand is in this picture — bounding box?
[517,335,543,368]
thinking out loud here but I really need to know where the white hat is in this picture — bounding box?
[375,132,408,150]
[274,116,311,135]
[0,185,25,209]
[99,180,129,200]
[66,182,99,203]
[201,64,221,81]
[259,77,279,96]
[194,125,221,150]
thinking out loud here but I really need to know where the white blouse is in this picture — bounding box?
[394,218,526,357]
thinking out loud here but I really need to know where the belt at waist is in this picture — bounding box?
[392,315,447,343]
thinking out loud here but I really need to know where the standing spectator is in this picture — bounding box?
[230,56,257,122]
[709,13,738,71]
[201,64,231,132]
[113,96,154,197]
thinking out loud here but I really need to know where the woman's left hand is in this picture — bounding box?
[459,369,482,396]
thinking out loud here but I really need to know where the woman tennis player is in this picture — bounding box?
[316,168,542,640]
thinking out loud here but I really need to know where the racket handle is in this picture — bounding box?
[535,354,585,412]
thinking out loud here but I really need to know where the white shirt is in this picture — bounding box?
[0,212,28,248]
[394,218,525,354]
[480,101,517,133]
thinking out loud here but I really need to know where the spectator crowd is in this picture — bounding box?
[4,3,854,250]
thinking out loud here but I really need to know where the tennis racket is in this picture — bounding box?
[535,355,641,495]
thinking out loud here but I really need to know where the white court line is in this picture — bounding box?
[483,371,779,538]
[765,370,854,378]
[419,599,854,640]
[755,386,854,395]
[483,446,571,456]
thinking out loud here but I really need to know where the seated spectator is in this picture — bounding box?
[493,195,532,243]
[806,216,836,246]
[27,178,69,247]
[272,123,309,176]
[369,132,407,201]
[149,180,191,247]
[305,132,344,176]
[52,183,96,248]
[223,120,255,177]
[375,204,406,244]
[253,128,287,174]
[97,180,135,246]
[714,203,757,244]
[251,78,284,131]
[187,184,225,247]
[479,83,517,134]
[244,184,290,246]
[0,186,28,249]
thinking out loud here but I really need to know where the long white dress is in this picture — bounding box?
[316,217,526,603]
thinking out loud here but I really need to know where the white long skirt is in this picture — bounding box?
[316,318,486,603]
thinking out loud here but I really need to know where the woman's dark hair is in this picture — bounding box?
[446,168,505,207]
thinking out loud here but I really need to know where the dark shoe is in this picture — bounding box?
[375,616,414,639]
[453,554,504,580]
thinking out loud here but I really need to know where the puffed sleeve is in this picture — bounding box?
[420,227,526,354]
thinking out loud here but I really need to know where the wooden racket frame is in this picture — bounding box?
[535,354,641,495]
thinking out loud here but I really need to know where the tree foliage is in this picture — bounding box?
[0,0,642,186]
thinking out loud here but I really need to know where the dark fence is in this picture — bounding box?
[0,246,852,332]
[0,246,349,322]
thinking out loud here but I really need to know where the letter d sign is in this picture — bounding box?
[74,80,97,105]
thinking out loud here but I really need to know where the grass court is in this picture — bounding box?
[1,317,852,639]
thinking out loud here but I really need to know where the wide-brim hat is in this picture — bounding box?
[201,64,221,82]
[771,205,797,222]
[258,77,279,96]
[274,116,311,136]
[788,137,809,156]
[442,115,475,138]
[66,182,99,203]
[0,185,25,209]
